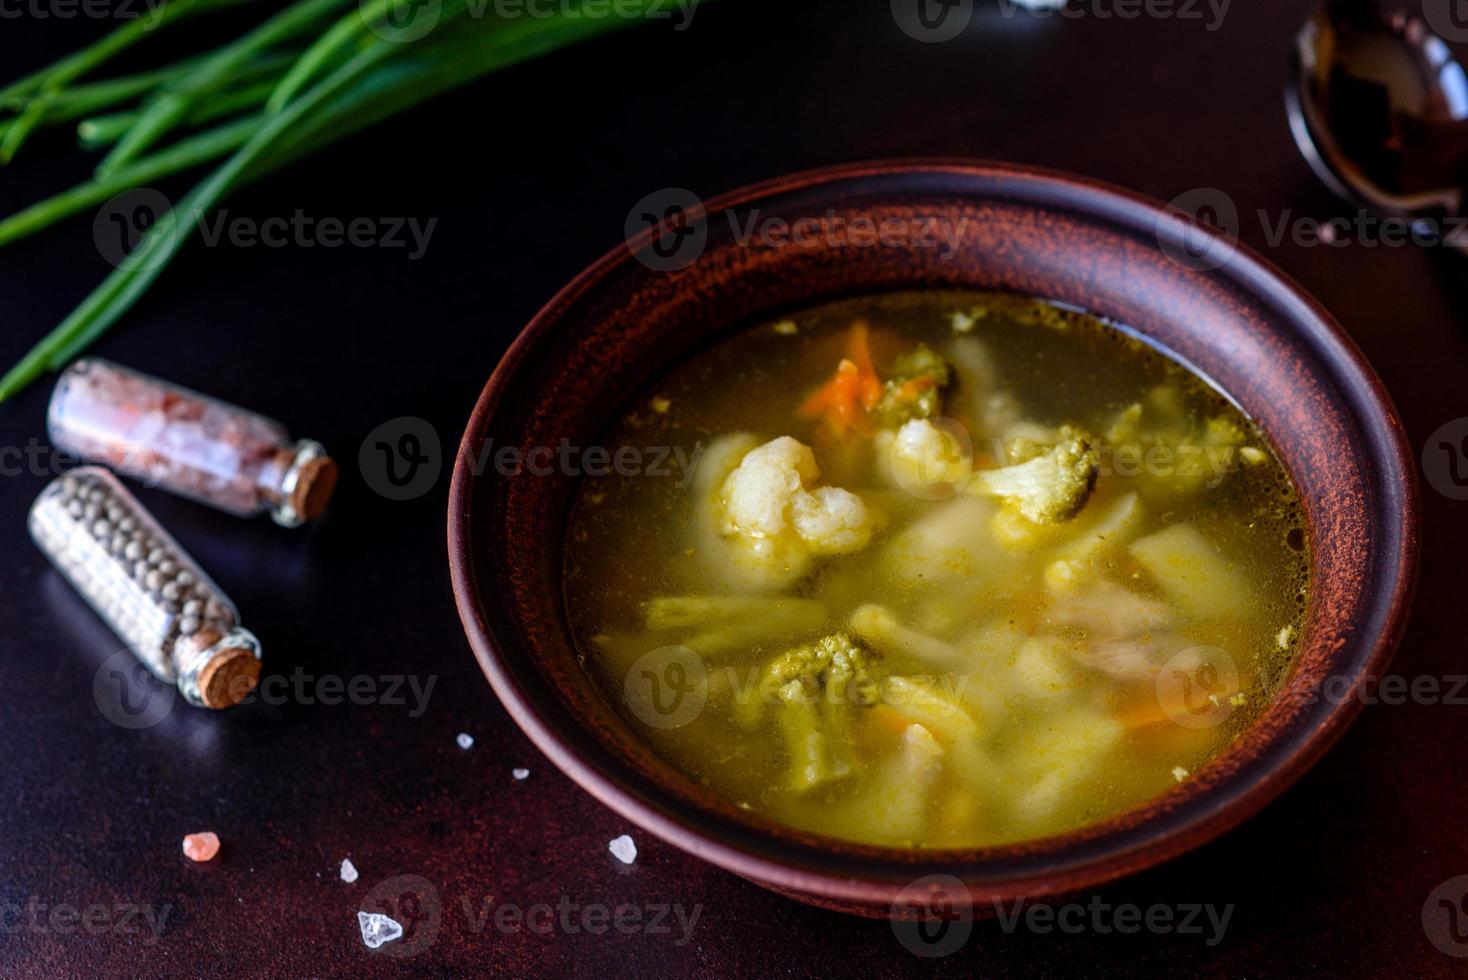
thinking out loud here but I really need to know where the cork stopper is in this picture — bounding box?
[196,645,262,708]
[289,454,338,522]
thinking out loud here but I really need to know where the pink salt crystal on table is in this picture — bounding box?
[182,831,220,862]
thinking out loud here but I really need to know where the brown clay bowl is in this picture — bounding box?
[448,160,1418,917]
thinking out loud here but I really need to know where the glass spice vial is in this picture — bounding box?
[29,467,262,709]
[48,358,338,528]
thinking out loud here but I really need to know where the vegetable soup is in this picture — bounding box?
[563,290,1309,849]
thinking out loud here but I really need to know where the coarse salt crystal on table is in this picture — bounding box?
[357,911,403,949]
[340,858,358,883]
[182,831,220,862]
[512,768,529,781]
[456,732,474,750]
[608,834,637,865]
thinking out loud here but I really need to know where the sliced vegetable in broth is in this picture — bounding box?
[563,290,1309,849]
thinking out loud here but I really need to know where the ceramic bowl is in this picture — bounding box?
[449,161,1418,917]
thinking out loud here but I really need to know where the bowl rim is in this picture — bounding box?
[448,158,1419,909]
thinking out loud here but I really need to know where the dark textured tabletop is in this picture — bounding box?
[2,1,1467,976]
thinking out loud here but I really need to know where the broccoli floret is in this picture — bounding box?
[764,632,874,690]
[757,633,880,791]
[873,344,953,426]
[1105,386,1255,496]
[968,425,1100,523]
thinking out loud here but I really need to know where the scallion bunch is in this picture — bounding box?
[0,0,676,400]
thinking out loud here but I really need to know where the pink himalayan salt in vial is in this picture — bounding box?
[48,359,337,527]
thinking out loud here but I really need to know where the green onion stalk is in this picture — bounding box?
[0,0,693,401]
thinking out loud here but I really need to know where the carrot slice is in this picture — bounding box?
[798,321,883,438]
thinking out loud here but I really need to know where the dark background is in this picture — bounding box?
[2,1,1466,976]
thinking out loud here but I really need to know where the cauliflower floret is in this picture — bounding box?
[691,434,812,593]
[967,425,1100,524]
[880,418,973,498]
[792,486,871,553]
[720,436,875,556]
[720,436,817,537]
